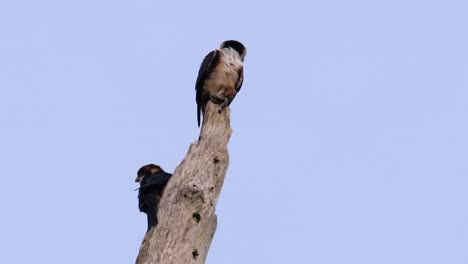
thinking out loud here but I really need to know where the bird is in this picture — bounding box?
[135,164,172,232]
[195,40,247,127]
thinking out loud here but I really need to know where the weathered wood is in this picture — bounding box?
[136,101,232,264]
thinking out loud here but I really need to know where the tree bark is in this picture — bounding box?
[136,102,232,264]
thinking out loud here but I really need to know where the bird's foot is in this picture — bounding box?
[220,98,229,110]
[210,95,230,113]
[210,94,224,104]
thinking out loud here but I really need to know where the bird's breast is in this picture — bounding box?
[209,58,241,84]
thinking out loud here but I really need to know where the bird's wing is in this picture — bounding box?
[195,50,220,127]
[228,66,244,106]
[235,66,244,93]
[141,172,172,188]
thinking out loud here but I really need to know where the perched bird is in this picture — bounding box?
[135,164,172,232]
[195,40,247,126]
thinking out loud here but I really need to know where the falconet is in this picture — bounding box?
[195,40,247,127]
[135,164,172,232]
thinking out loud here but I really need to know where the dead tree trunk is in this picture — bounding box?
[136,102,232,264]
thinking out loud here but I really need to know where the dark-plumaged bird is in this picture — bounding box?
[135,164,172,232]
[195,40,247,126]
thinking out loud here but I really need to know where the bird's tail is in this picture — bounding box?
[146,204,158,232]
[197,105,201,127]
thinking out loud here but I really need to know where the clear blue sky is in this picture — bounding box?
[1,0,467,263]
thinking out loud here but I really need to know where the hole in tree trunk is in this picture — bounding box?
[192,212,201,223]
[192,249,199,259]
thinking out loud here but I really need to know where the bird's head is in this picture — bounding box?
[135,164,163,183]
[220,40,247,61]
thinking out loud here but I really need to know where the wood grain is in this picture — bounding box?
[136,101,232,264]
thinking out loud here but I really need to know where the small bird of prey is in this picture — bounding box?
[135,164,172,232]
[195,40,247,127]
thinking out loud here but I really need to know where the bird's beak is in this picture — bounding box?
[135,177,140,183]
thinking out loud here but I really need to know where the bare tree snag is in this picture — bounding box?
[136,101,232,264]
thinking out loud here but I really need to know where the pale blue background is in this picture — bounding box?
[1,1,467,263]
